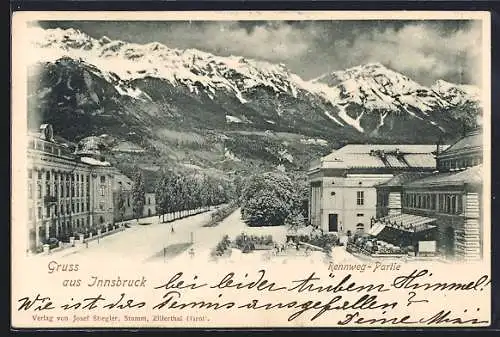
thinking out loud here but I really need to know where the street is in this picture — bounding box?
[50,209,219,263]
[38,207,366,265]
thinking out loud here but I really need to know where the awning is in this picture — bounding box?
[372,213,436,233]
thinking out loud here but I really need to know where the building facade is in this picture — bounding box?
[144,193,157,217]
[27,124,115,253]
[375,129,483,260]
[308,145,439,235]
[112,172,134,222]
[143,169,159,218]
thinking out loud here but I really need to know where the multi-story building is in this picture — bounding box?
[374,129,484,260]
[112,171,134,222]
[27,124,115,252]
[143,170,158,218]
[307,144,439,235]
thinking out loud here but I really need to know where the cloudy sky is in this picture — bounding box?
[36,20,483,86]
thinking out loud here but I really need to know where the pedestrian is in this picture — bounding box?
[171,226,175,233]
[189,248,195,258]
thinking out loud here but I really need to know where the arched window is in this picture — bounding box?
[356,223,365,234]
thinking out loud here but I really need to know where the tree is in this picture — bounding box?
[131,170,146,221]
[240,172,302,227]
[284,209,306,231]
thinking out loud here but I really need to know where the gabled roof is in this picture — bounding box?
[377,172,434,187]
[438,129,482,158]
[404,165,482,188]
[316,144,442,170]
[113,171,133,191]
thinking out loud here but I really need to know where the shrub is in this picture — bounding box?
[211,235,232,257]
[234,233,274,252]
[205,203,238,227]
[309,233,338,252]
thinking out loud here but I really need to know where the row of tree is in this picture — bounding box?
[119,169,235,222]
[154,170,234,222]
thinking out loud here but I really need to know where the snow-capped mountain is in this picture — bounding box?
[27,27,482,146]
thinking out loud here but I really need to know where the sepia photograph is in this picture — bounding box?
[11,11,491,328]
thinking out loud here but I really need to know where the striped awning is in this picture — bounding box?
[370,213,436,234]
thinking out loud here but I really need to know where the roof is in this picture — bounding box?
[80,156,111,167]
[377,172,434,188]
[438,129,482,158]
[113,172,133,191]
[404,165,482,188]
[316,144,442,170]
[75,136,105,156]
[111,141,145,153]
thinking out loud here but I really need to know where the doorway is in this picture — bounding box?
[328,214,338,232]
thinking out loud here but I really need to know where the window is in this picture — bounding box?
[61,204,65,215]
[28,183,33,199]
[46,171,50,180]
[86,202,90,212]
[127,197,130,207]
[37,183,42,198]
[38,171,43,180]
[72,203,75,213]
[457,196,463,214]
[99,216,104,224]
[46,206,51,218]
[77,203,80,213]
[148,197,151,205]
[100,186,105,197]
[450,195,457,214]
[46,183,51,197]
[37,207,42,219]
[99,203,104,210]
[356,191,364,206]
[431,194,437,210]
[100,176,106,183]
[81,202,85,212]
[357,213,364,217]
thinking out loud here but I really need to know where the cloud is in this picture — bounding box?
[164,22,316,62]
[332,22,483,85]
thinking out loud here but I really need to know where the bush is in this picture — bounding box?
[234,233,274,252]
[308,233,338,252]
[211,235,232,257]
[205,203,238,227]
